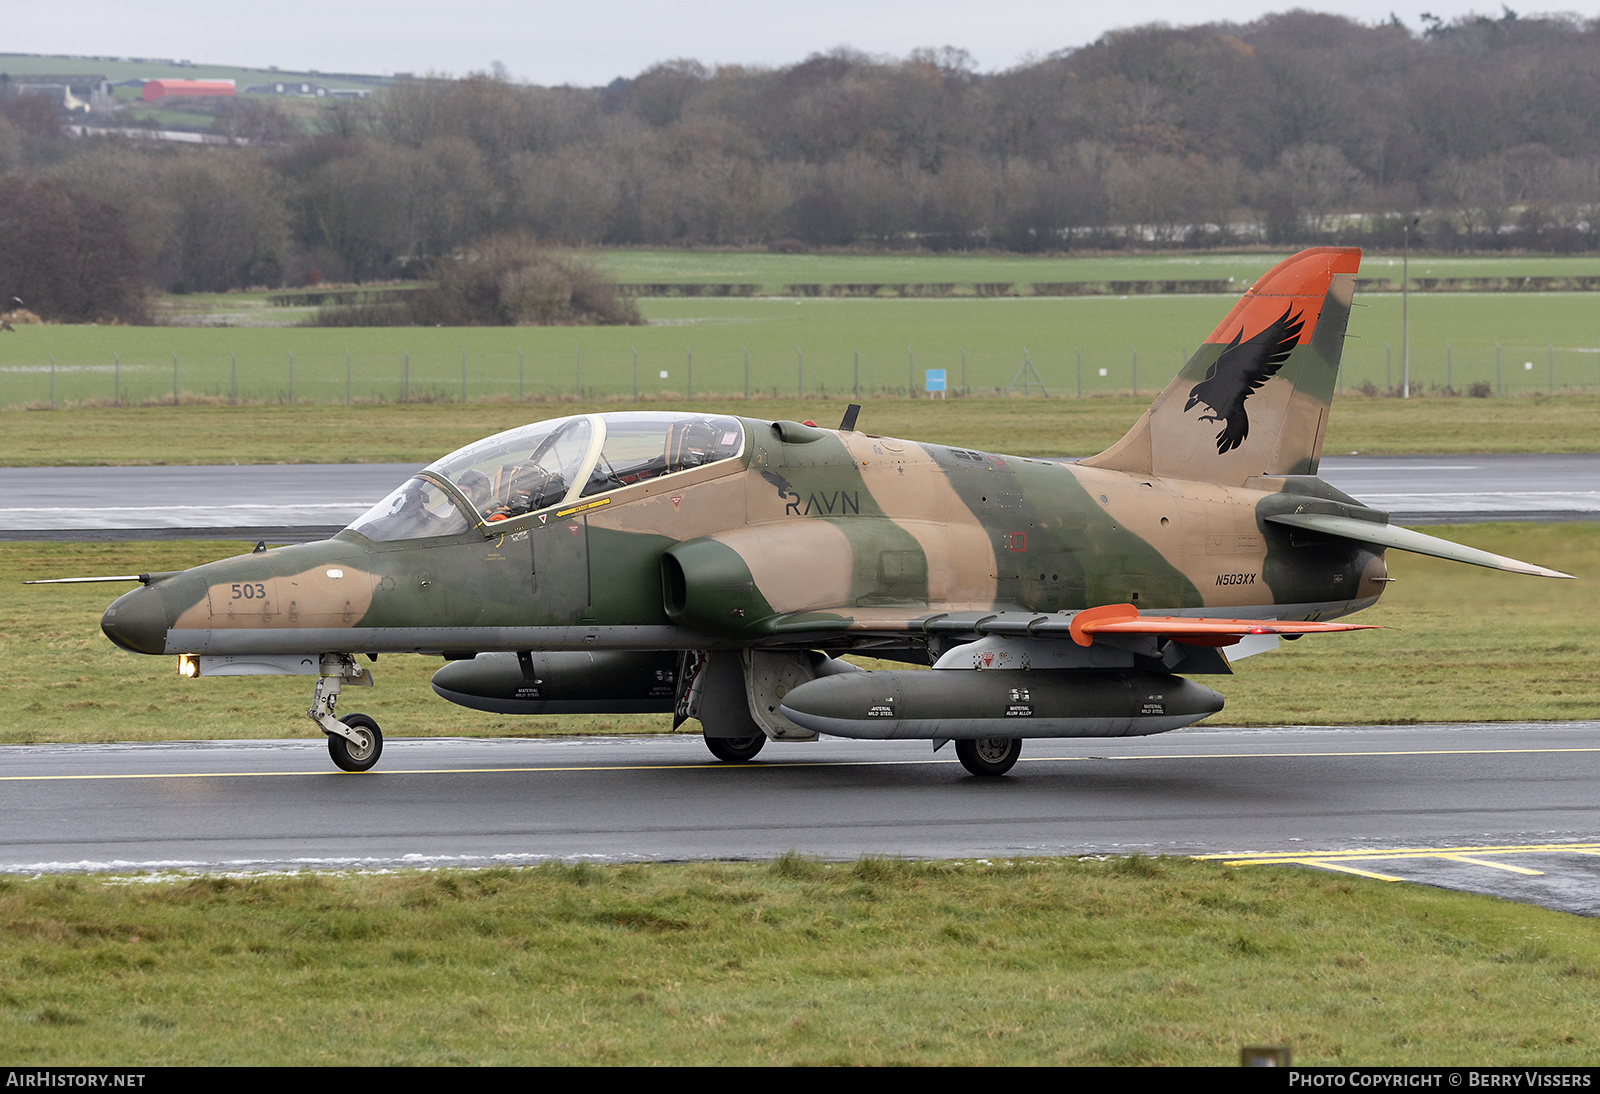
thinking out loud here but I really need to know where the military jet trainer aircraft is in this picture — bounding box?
[91,247,1570,775]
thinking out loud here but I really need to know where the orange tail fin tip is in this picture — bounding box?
[1082,246,1362,485]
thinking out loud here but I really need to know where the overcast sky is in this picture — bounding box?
[11,1,1591,85]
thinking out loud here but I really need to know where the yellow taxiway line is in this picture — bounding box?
[1202,841,1600,881]
[2,742,1598,782]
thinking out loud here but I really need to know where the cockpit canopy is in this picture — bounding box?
[348,412,745,542]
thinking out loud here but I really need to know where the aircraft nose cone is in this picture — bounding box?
[101,584,171,655]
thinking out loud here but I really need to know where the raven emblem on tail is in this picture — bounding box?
[1184,305,1305,454]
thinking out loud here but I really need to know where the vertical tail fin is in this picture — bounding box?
[1079,247,1361,485]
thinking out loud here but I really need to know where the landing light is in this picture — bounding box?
[178,654,200,678]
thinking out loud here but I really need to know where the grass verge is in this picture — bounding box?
[4,395,1600,466]
[2,858,1598,1065]
[3,524,1594,746]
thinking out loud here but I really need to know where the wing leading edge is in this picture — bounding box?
[759,602,1375,645]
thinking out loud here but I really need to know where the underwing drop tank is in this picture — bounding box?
[431,650,680,715]
[778,669,1224,740]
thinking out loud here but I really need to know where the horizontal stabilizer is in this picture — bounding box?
[1264,513,1574,579]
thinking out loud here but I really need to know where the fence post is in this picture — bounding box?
[50,353,56,409]
[403,349,409,404]
[743,346,749,399]
[632,347,638,402]
[461,347,467,403]
[576,347,582,399]
[1496,342,1501,396]
[853,347,859,398]
[230,351,236,405]
[347,348,352,405]
[114,352,120,407]
[687,347,693,401]
[961,346,967,396]
[1548,341,1554,394]
[908,347,914,398]
[1385,341,1392,393]
[173,350,179,406]
[1076,346,1082,398]
[288,350,294,404]
[1446,341,1452,394]
[1131,346,1137,396]
[797,348,803,399]
[519,347,524,402]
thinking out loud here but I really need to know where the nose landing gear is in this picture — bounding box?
[308,654,383,772]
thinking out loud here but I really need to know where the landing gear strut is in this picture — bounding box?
[955,737,1021,776]
[307,654,382,772]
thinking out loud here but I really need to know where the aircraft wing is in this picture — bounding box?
[1263,513,1574,579]
[759,602,1375,645]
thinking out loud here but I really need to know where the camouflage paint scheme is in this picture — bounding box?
[99,248,1569,773]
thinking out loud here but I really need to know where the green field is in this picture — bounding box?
[4,523,1593,746]
[594,248,1600,290]
[3,857,1598,1065]
[0,52,383,91]
[5,291,1599,409]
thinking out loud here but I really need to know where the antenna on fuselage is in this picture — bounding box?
[838,403,861,432]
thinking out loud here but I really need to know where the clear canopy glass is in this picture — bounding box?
[429,414,597,523]
[580,413,743,498]
[347,476,471,542]
[346,412,745,540]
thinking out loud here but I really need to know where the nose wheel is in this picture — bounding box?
[328,713,383,772]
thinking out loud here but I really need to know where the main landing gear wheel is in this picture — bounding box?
[704,733,766,762]
[955,737,1022,777]
[329,713,383,772]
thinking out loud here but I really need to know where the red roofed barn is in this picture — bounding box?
[141,79,236,101]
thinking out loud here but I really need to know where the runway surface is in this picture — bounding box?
[2,454,1597,539]
[4,723,1599,915]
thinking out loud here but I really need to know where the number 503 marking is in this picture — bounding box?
[231,583,268,600]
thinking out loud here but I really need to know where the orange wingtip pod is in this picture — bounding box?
[1069,603,1140,646]
[1204,247,1362,347]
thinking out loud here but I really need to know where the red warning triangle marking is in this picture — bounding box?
[670,496,682,510]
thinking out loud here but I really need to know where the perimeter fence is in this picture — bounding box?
[4,341,1599,409]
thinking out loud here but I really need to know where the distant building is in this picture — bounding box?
[242,81,371,99]
[5,74,113,112]
[141,79,236,102]
[244,81,318,96]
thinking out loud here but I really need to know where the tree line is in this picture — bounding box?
[2,9,1600,319]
